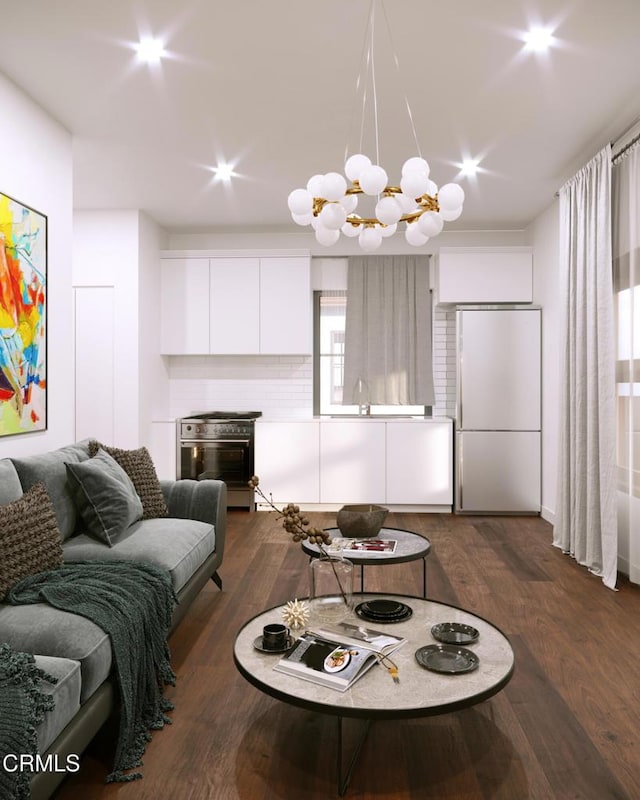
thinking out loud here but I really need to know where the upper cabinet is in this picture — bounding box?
[435,247,533,305]
[160,258,210,354]
[160,253,312,355]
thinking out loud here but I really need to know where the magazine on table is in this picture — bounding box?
[326,537,398,554]
[273,624,406,692]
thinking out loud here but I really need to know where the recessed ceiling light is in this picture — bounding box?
[135,37,166,63]
[212,163,235,182]
[523,27,554,52]
[460,159,480,177]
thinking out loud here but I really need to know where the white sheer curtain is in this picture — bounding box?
[554,145,618,589]
[612,137,640,584]
[343,255,434,405]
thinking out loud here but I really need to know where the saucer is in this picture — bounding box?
[415,644,479,674]
[355,599,413,624]
[253,635,295,654]
[431,622,479,645]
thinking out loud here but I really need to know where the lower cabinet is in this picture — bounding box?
[255,419,453,507]
[254,421,320,504]
[386,422,453,505]
[319,421,386,504]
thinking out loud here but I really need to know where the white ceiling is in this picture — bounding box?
[1,0,639,235]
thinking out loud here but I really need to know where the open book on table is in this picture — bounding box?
[326,537,398,554]
[273,624,407,692]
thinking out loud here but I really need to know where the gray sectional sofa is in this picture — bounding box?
[0,439,227,800]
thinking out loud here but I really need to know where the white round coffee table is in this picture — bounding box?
[234,593,514,795]
[302,527,432,597]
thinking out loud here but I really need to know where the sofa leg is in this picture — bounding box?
[210,571,222,590]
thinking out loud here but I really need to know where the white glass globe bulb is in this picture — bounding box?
[287,188,313,216]
[344,153,372,182]
[359,226,383,251]
[375,196,403,226]
[359,165,388,196]
[322,172,348,202]
[319,203,347,230]
[417,210,444,237]
[380,223,397,238]
[426,179,438,197]
[315,226,340,246]
[342,193,359,214]
[307,174,325,197]
[400,170,429,200]
[396,192,417,214]
[292,212,313,226]
[438,183,465,210]
[402,157,430,177]
[405,224,429,247]
[341,217,362,237]
[439,206,463,222]
[310,215,323,231]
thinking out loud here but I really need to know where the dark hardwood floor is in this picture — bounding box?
[54,510,640,799]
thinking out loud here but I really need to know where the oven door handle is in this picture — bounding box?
[180,439,251,445]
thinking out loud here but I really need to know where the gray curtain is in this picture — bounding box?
[343,255,434,405]
[554,144,618,590]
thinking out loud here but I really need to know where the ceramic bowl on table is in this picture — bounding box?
[336,504,388,538]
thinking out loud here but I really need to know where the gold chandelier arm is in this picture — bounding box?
[315,186,440,227]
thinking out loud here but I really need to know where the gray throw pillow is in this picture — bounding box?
[0,483,63,600]
[66,448,144,546]
[88,441,168,520]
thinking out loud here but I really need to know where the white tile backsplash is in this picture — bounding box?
[167,307,457,420]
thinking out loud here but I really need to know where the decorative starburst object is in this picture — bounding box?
[281,598,310,630]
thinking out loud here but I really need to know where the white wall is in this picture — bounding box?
[166,228,530,255]
[73,209,168,449]
[0,72,74,458]
[529,199,560,524]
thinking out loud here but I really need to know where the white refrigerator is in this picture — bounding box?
[455,306,541,513]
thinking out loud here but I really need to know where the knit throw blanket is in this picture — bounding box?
[0,643,57,800]
[8,561,178,784]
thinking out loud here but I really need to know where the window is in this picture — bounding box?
[615,285,640,496]
[314,291,428,416]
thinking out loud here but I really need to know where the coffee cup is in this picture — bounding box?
[262,623,290,650]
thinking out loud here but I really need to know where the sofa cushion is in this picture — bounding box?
[65,449,143,546]
[10,441,91,540]
[0,483,63,601]
[34,655,81,754]
[62,517,215,592]
[0,604,112,704]
[0,459,23,504]
[88,441,168,520]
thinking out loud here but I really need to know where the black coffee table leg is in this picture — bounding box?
[336,716,371,796]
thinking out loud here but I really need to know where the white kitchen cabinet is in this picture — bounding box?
[386,421,453,505]
[319,421,386,504]
[149,421,177,481]
[160,254,311,355]
[254,421,320,503]
[436,248,533,304]
[259,257,312,354]
[160,258,210,354]
[209,258,260,353]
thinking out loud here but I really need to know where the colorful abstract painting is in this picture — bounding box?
[0,193,47,436]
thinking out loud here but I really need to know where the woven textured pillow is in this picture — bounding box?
[0,483,63,600]
[88,441,168,520]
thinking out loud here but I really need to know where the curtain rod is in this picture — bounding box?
[612,130,640,163]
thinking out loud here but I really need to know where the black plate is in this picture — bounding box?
[253,635,295,654]
[355,600,413,624]
[431,622,480,645]
[415,644,479,674]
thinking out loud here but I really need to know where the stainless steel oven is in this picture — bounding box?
[177,412,262,510]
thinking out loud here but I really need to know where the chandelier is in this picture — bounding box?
[287,1,464,251]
